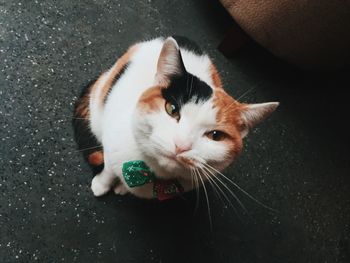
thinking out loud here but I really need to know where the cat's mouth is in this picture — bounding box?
[177,156,195,166]
[164,154,196,167]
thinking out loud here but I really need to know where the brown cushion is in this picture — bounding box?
[220,0,350,69]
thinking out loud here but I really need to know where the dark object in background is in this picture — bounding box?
[219,0,350,69]
[218,23,250,57]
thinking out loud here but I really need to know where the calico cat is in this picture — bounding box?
[73,36,278,200]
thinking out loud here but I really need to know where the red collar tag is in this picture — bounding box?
[153,179,184,201]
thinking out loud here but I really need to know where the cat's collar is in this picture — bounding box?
[122,160,184,201]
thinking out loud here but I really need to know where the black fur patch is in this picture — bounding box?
[104,62,130,103]
[161,38,212,108]
[73,78,104,175]
[162,71,213,108]
[172,35,204,55]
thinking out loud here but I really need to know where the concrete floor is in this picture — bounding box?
[1,0,349,262]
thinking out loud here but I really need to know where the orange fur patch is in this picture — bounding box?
[75,93,90,119]
[137,86,165,113]
[88,151,104,166]
[213,89,243,158]
[99,44,139,104]
[209,63,222,89]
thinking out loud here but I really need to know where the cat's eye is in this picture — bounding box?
[165,101,180,121]
[205,130,227,141]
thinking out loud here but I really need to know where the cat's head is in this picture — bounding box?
[133,37,278,178]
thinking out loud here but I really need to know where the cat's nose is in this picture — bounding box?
[174,138,192,155]
[175,144,192,155]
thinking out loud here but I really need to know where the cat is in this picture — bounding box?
[73,36,278,200]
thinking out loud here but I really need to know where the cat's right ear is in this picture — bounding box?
[240,102,279,138]
[155,37,186,85]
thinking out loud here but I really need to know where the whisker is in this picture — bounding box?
[54,114,91,120]
[199,167,223,204]
[72,117,90,120]
[191,168,200,215]
[204,167,248,215]
[189,74,194,98]
[75,145,103,152]
[219,88,255,116]
[204,163,277,212]
[222,101,238,114]
[190,168,194,190]
[236,87,255,101]
[216,87,255,116]
[200,167,239,215]
[202,165,248,214]
[186,72,190,93]
[196,168,212,230]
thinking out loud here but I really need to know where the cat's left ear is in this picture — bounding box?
[240,102,279,138]
[155,37,186,85]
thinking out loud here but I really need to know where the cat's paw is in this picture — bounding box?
[114,183,129,195]
[91,176,110,197]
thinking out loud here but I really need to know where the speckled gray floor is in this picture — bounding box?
[1,0,349,262]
